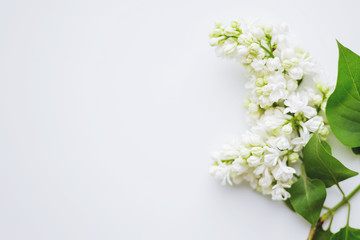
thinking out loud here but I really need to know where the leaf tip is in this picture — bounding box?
[336,40,345,50]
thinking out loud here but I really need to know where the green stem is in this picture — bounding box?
[259,44,275,58]
[327,211,334,231]
[220,159,235,164]
[321,184,360,220]
[347,202,351,226]
[336,183,346,198]
[307,184,360,240]
[335,183,351,226]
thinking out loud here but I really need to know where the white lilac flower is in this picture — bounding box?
[237,45,249,57]
[209,19,330,200]
[223,38,238,56]
[304,116,324,133]
[261,108,291,131]
[271,182,291,200]
[259,168,273,188]
[267,73,288,103]
[282,124,293,135]
[266,57,282,72]
[284,91,317,118]
[209,162,233,185]
[251,59,267,72]
[263,145,285,166]
[287,67,303,80]
[247,155,262,167]
[209,36,225,46]
[291,124,311,152]
[271,135,291,150]
[272,158,296,182]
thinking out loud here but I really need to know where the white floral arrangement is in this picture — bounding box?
[208,19,360,239]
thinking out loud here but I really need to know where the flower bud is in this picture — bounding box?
[239,146,251,159]
[235,157,246,165]
[282,60,292,69]
[320,126,330,139]
[287,79,298,92]
[282,124,293,135]
[288,67,303,80]
[236,45,249,57]
[230,20,240,28]
[249,43,261,55]
[255,87,263,95]
[289,152,299,163]
[248,103,259,113]
[224,26,239,36]
[266,57,281,71]
[209,36,225,46]
[315,82,330,94]
[322,85,329,93]
[211,28,223,36]
[255,78,265,87]
[223,38,238,55]
[247,156,261,167]
[312,94,323,106]
[251,147,264,157]
[325,91,331,98]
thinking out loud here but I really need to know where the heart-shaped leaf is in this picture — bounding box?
[331,226,360,240]
[326,42,360,148]
[303,133,358,187]
[288,175,326,226]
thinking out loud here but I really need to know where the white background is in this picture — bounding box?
[1,0,360,239]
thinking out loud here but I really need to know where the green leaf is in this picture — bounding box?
[314,228,333,240]
[303,133,358,187]
[326,42,360,148]
[288,175,326,226]
[322,141,332,154]
[331,226,360,240]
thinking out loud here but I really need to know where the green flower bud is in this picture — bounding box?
[224,27,240,37]
[230,20,240,28]
[312,94,323,106]
[289,152,299,163]
[255,87,263,95]
[283,60,292,69]
[320,126,330,139]
[315,82,329,94]
[255,78,265,87]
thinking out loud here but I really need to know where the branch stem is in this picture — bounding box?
[307,184,360,240]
